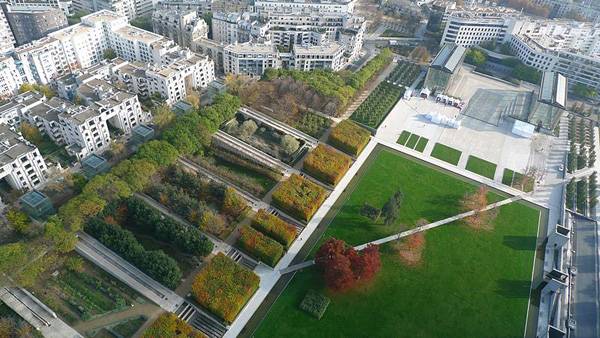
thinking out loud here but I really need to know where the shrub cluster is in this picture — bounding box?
[252,209,296,248]
[191,253,259,323]
[85,218,182,289]
[125,198,213,256]
[303,144,352,185]
[299,290,331,319]
[237,226,284,267]
[328,120,371,156]
[142,313,204,338]
[271,174,327,222]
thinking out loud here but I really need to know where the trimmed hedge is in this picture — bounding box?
[191,253,259,323]
[303,144,352,186]
[237,226,284,267]
[252,209,296,248]
[271,174,327,222]
[328,120,371,156]
[299,289,330,319]
[85,218,182,289]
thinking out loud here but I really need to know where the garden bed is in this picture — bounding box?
[223,114,306,165]
[237,225,284,267]
[328,120,371,156]
[386,61,421,87]
[350,82,404,129]
[252,209,297,248]
[294,112,332,139]
[191,253,259,323]
[272,174,328,222]
[303,144,352,186]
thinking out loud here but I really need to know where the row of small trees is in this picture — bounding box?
[566,172,598,214]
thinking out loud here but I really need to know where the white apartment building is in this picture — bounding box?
[253,0,355,15]
[112,50,215,104]
[292,43,344,71]
[73,0,136,20]
[0,8,15,54]
[152,8,208,48]
[0,123,48,190]
[441,10,525,47]
[0,56,26,99]
[212,11,269,45]
[223,42,280,76]
[58,106,111,159]
[154,0,212,15]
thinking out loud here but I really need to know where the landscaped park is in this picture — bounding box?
[253,146,544,337]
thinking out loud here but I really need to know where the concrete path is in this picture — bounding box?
[0,287,83,338]
[75,232,184,313]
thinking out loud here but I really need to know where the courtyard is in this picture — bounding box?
[253,146,544,337]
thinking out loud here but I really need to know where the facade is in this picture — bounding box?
[291,43,344,71]
[152,8,208,48]
[0,56,26,99]
[72,0,136,19]
[2,5,68,45]
[211,11,268,45]
[0,9,16,54]
[0,123,47,190]
[223,42,279,76]
[253,0,355,15]
[5,0,73,16]
[440,8,600,92]
[154,0,212,15]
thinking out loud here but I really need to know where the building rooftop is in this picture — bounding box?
[0,124,35,167]
[225,42,277,55]
[293,42,343,55]
[20,190,49,208]
[431,43,466,73]
[80,9,125,25]
[115,25,164,44]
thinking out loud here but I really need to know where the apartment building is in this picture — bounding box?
[0,123,48,190]
[292,43,344,71]
[152,8,208,48]
[253,0,355,15]
[154,0,212,15]
[0,56,27,99]
[112,50,215,104]
[0,9,16,54]
[223,42,280,76]
[211,11,269,45]
[73,0,135,19]
[2,5,68,45]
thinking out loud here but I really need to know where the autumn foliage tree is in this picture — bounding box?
[460,186,497,230]
[315,238,381,292]
[142,313,204,338]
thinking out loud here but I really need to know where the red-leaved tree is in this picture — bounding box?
[316,238,381,291]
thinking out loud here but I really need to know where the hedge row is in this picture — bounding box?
[191,253,259,323]
[251,209,296,248]
[125,197,213,256]
[237,226,284,267]
[85,218,182,289]
[303,144,352,185]
[271,174,327,222]
[328,120,371,156]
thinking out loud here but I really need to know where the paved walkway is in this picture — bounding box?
[0,287,83,338]
[75,232,184,313]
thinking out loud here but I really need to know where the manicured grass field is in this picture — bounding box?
[255,148,540,338]
[466,155,497,179]
[397,131,411,145]
[430,143,462,165]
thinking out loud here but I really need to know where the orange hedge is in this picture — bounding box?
[303,144,352,185]
[271,174,327,222]
[142,313,205,338]
[238,225,284,267]
[328,120,371,156]
[191,253,259,323]
[252,209,297,248]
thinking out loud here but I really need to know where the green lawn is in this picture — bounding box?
[430,143,462,165]
[466,156,497,179]
[414,137,428,152]
[255,148,540,338]
[405,133,419,149]
[397,131,411,145]
[503,168,515,186]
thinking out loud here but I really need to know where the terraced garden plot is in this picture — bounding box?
[386,61,421,87]
[396,131,428,153]
[430,143,462,165]
[466,155,497,180]
[350,82,404,129]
